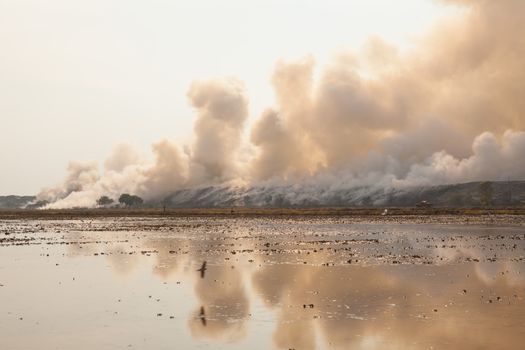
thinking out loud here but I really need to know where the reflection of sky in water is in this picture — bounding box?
[1,218,525,349]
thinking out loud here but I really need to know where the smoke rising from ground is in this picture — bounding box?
[187,79,249,185]
[39,0,525,208]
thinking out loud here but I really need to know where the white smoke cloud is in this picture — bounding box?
[39,0,525,207]
[103,143,140,173]
[187,78,249,184]
[38,162,99,204]
[402,130,525,186]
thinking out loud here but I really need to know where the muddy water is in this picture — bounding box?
[1,217,524,349]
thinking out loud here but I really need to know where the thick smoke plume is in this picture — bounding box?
[39,0,525,208]
[187,79,249,184]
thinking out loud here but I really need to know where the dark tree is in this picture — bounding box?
[131,195,144,207]
[119,194,144,207]
[96,195,114,206]
[118,194,131,207]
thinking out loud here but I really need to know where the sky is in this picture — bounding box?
[0,0,461,195]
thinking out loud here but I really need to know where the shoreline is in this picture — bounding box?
[1,207,525,220]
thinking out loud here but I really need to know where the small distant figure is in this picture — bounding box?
[382,209,388,216]
[197,261,207,279]
[199,306,207,326]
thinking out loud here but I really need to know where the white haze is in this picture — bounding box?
[38,0,525,208]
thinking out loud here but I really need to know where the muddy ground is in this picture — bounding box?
[1,213,524,349]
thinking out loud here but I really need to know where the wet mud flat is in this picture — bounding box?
[1,214,525,349]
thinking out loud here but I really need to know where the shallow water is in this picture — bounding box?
[1,217,525,349]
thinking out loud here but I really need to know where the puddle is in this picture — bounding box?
[1,217,524,349]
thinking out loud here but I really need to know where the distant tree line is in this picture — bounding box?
[96,194,144,208]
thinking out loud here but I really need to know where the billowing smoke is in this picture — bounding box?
[402,130,525,185]
[39,0,525,208]
[187,78,249,184]
[39,78,248,208]
[38,162,100,204]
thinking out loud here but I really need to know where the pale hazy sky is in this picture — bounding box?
[0,0,459,195]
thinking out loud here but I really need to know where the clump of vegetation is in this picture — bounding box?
[118,194,144,208]
[96,196,114,206]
